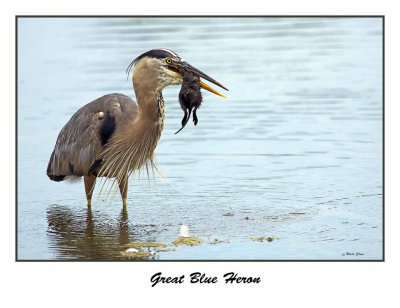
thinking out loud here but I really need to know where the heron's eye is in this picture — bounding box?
[166,58,172,64]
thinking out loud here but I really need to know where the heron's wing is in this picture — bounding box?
[47,94,137,180]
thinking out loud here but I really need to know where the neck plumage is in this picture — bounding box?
[134,86,166,136]
[97,79,165,182]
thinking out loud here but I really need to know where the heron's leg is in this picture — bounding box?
[118,177,128,208]
[84,175,96,207]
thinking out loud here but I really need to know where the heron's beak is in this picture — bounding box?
[180,62,229,99]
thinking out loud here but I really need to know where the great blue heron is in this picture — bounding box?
[46,48,228,207]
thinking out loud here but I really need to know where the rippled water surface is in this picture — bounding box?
[17,17,383,260]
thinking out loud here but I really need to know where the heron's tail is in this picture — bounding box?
[47,150,66,182]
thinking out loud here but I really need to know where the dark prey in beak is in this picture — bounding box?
[175,70,203,134]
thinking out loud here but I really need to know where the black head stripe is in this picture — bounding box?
[126,48,180,78]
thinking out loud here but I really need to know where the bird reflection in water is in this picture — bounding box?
[46,205,158,260]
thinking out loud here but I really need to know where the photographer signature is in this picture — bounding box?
[342,252,365,257]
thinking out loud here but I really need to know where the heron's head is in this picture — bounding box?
[127,48,228,98]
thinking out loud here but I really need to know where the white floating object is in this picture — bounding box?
[179,225,190,238]
[125,248,139,253]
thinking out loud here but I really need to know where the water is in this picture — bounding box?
[17,17,383,260]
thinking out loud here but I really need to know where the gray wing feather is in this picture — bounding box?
[47,93,137,180]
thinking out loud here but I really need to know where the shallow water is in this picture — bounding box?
[17,17,383,260]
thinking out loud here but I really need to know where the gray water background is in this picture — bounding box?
[17,17,383,260]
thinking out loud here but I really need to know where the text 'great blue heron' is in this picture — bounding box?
[46,48,228,207]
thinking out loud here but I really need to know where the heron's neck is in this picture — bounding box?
[134,86,165,126]
[131,80,166,150]
[98,87,164,180]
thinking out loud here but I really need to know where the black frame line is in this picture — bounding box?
[15,15,385,262]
